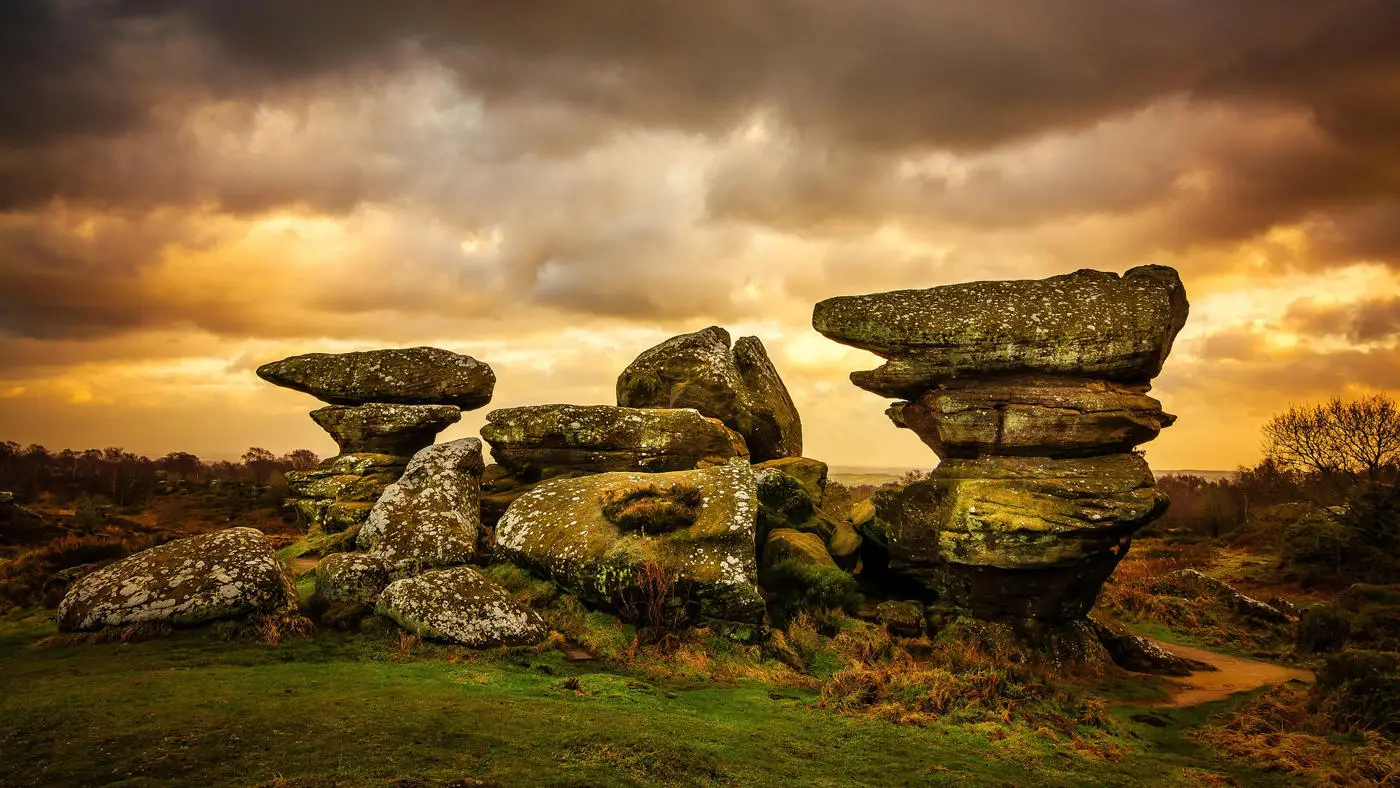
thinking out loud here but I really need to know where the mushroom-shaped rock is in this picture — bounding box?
[257,347,495,409]
[357,438,485,571]
[813,266,1189,398]
[891,376,1175,459]
[377,566,547,647]
[495,460,764,624]
[57,528,296,632]
[480,404,748,478]
[311,403,462,457]
[617,327,802,462]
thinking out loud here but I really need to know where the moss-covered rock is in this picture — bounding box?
[57,528,296,632]
[881,454,1165,619]
[357,438,484,571]
[813,266,1189,398]
[871,600,924,636]
[754,457,828,506]
[310,551,393,626]
[287,453,411,533]
[890,376,1175,459]
[761,529,837,571]
[257,346,495,409]
[827,521,863,570]
[495,460,764,624]
[617,327,802,462]
[481,404,747,479]
[377,566,547,647]
[311,403,462,457]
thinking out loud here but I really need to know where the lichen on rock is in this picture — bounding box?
[377,566,547,647]
[357,438,485,572]
[57,527,296,632]
[257,347,495,409]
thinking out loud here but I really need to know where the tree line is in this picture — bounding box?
[0,443,320,508]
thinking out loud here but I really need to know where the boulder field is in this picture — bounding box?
[56,269,1195,670]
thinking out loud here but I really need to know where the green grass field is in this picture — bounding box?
[0,611,1300,788]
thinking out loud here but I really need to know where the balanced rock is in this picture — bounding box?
[617,327,802,462]
[312,403,461,457]
[890,376,1175,458]
[812,266,1188,669]
[257,347,495,409]
[481,404,747,479]
[879,454,1164,619]
[495,460,764,624]
[813,266,1188,398]
[377,566,547,647]
[57,528,295,632]
[357,438,485,571]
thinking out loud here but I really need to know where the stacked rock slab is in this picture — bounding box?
[814,266,1188,660]
[478,404,748,525]
[257,347,494,533]
[616,327,803,463]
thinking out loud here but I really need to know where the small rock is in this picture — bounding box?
[377,566,547,648]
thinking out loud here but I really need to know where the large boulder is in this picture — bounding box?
[311,403,462,457]
[880,454,1165,619]
[754,457,828,505]
[481,404,747,479]
[890,376,1175,458]
[812,266,1189,398]
[377,566,547,647]
[357,438,485,571]
[257,347,495,409]
[495,460,765,624]
[57,528,296,632]
[617,327,802,462]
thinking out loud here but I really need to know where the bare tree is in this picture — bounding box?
[1263,394,1400,480]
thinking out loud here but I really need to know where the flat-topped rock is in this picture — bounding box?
[377,566,547,648]
[495,460,764,624]
[311,403,461,457]
[357,438,485,571]
[480,404,747,479]
[258,347,495,409]
[57,528,296,632]
[890,376,1175,458]
[812,266,1189,398]
[617,327,802,462]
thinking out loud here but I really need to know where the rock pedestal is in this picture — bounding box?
[259,347,494,534]
[814,266,1189,664]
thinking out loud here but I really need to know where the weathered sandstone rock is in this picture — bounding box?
[813,266,1188,398]
[311,403,462,457]
[494,461,764,624]
[287,452,409,533]
[377,566,547,647]
[617,327,802,462]
[761,528,837,571]
[480,404,747,479]
[57,528,295,632]
[889,376,1174,458]
[357,438,485,571]
[257,347,495,409]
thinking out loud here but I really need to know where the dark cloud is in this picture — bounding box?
[1286,296,1400,344]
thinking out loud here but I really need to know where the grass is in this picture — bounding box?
[0,609,1308,788]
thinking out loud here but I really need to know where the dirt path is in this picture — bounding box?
[1147,641,1314,707]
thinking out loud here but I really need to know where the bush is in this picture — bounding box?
[0,534,146,610]
[1282,482,1400,586]
[1296,605,1353,653]
[759,559,861,622]
[1314,651,1400,740]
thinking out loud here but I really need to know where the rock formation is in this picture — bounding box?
[813,266,1188,664]
[478,404,748,524]
[258,347,494,533]
[494,460,765,625]
[58,528,296,632]
[617,327,802,462]
[312,438,489,625]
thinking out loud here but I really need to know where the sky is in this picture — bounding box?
[2,0,1400,471]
